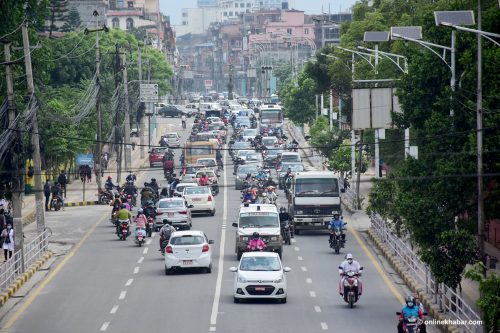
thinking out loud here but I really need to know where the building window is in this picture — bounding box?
[247,2,251,7]
[223,12,227,16]
[182,12,187,17]
[182,20,187,25]
[126,18,134,30]
[235,3,238,7]
[117,0,123,8]
[287,28,292,34]
[304,28,309,35]
[229,11,233,16]
[127,1,133,8]
[112,18,120,29]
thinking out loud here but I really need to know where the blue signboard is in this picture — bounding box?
[76,154,93,166]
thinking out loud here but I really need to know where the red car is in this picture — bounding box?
[149,147,169,167]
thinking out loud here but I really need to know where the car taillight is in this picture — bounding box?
[202,244,209,252]
[208,196,213,202]
[165,246,173,253]
[179,210,188,214]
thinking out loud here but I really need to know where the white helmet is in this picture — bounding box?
[346,253,353,261]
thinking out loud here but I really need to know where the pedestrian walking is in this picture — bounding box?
[43,179,51,211]
[57,170,68,198]
[2,224,14,261]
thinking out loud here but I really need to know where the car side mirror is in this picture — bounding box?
[232,222,238,228]
[229,267,238,272]
[208,240,214,244]
[343,222,347,226]
[396,312,402,316]
[341,188,345,193]
[359,266,364,270]
[423,312,428,316]
[283,267,291,272]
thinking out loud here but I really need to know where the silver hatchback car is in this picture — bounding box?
[155,197,193,231]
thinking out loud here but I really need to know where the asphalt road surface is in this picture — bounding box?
[0,116,426,333]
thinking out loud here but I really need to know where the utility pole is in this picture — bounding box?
[138,47,145,159]
[228,64,234,100]
[22,22,45,233]
[355,130,364,210]
[123,52,131,171]
[3,40,23,253]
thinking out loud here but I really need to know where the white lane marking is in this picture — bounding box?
[209,327,216,332]
[314,305,322,313]
[306,278,312,284]
[301,266,307,272]
[298,256,303,261]
[133,266,140,274]
[294,246,300,251]
[100,322,110,331]
[143,247,149,254]
[137,257,144,264]
[309,291,316,298]
[151,232,156,238]
[291,238,297,243]
[110,305,119,314]
[119,291,127,300]
[146,239,152,245]
[125,278,133,286]
[209,145,228,329]
[321,322,328,330]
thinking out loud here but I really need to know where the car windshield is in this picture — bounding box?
[170,235,205,245]
[239,256,281,271]
[260,110,281,122]
[159,201,184,208]
[262,138,277,146]
[245,154,262,161]
[232,142,251,150]
[239,213,279,228]
[282,155,300,162]
[176,184,197,192]
[282,164,303,172]
[238,165,259,174]
[184,187,210,195]
[151,148,166,154]
[236,117,250,124]
[197,159,216,167]
[166,134,177,138]
[185,166,204,174]
[196,171,215,178]
[189,146,213,155]
[295,178,339,197]
[243,129,257,137]
[237,150,253,157]
[266,149,282,157]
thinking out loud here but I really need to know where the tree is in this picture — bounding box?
[328,139,352,179]
[280,72,316,124]
[62,6,81,32]
[48,0,68,37]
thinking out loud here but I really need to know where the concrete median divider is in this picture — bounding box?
[64,201,100,207]
[0,251,53,307]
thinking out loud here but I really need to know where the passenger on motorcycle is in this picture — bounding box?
[105,176,118,196]
[116,204,132,234]
[140,183,155,205]
[158,220,176,251]
[398,295,425,333]
[110,194,122,216]
[266,186,278,203]
[198,173,209,186]
[123,197,132,211]
[143,201,156,219]
[149,178,160,196]
[124,180,137,197]
[247,232,266,251]
[329,213,346,244]
[338,253,363,296]
[134,208,148,228]
[126,172,136,183]
[242,188,253,202]
[263,176,277,188]
[255,169,268,181]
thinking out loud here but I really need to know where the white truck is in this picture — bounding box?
[288,171,344,234]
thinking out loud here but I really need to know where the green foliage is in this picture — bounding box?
[465,263,500,333]
[327,139,352,175]
[62,6,81,32]
[280,72,316,124]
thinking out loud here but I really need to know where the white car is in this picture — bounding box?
[230,252,290,303]
[183,186,216,216]
[164,230,214,275]
[281,152,302,163]
[242,128,258,142]
[163,132,181,147]
[173,182,199,197]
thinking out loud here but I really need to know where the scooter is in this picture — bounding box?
[396,313,426,333]
[98,190,113,205]
[134,227,147,247]
[50,196,63,211]
[329,227,346,254]
[146,217,154,237]
[280,220,292,245]
[117,219,130,240]
[342,271,361,308]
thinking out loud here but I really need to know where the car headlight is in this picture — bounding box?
[270,236,278,241]
[273,275,284,283]
[237,275,247,283]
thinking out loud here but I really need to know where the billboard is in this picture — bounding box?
[352,88,401,129]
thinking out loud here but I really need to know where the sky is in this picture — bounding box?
[160,0,359,26]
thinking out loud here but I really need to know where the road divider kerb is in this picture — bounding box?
[64,201,100,207]
[0,251,53,307]
[367,229,461,333]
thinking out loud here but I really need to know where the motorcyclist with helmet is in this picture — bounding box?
[398,295,425,333]
[158,220,176,252]
[247,232,266,251]
[123,181,137,205]
[338,253,363,299]
[105,176,118,196]
[116,203,132,235]
[126,172,136,183]
[279,207,294,238]
[149,178,160,197]
[242,188,253,203]
[134,208,147,228]
[140,182,155,207]
[328,212,346,246]
[265,186,278,204]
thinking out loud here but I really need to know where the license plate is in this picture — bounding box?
[312,218,322,222]
[182,260,192,265]
[192,198,202,202]
[138,237,143,241]
[255,287,265,291]
[167,212,174,217]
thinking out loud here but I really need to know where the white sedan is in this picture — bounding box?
[183,186,216,216]
[230,252,291,303]
[164,230,214,274]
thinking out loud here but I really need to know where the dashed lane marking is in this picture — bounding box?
[137,257,144,264]
[100,322,110,331]
[309,291,317,298]
[301,266,307,272]
[294,246,300,251]
[143,247,149,254]
[119,291,127,300]
[291,238,297,243]
[298,256,303,261]
[146,239,152,245]
[209,327,216,332]
[133,267,140,274]
[321,322,328,330]
[306,278,312,284]
[125,278,133,286]
[314,306,322,312]
[110,305,119,314]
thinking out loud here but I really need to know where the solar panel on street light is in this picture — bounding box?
[390,26,422,40]
[363,31,390,42]
[434,11,475,26]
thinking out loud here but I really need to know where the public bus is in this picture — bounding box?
[183,140,218,165]
[259,103,283,134]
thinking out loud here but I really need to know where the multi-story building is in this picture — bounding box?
[309,13,352,48]
[175,7,222,37]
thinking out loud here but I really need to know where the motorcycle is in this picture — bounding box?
[134,227,147,247]
[396,313,425,333]
[117,219,130,240]
[98,190,113,205]
[146,217,154,237]
[329,228,346,254]
[110,211,118,225]
[50,195,63,211]
[280,220,292,245]
[342,271,361,308]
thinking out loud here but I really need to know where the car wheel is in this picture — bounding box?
[233,297,240,303]
[206,264,212,273]
[150,163,153,168]
[165,266,172,275]
[281,297,287,304]
[276,249,282,259]
[210,209,215,216]
[237,249,243,260]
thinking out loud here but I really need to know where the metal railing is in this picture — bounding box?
[370,213,482,333]
[0,230,50,294]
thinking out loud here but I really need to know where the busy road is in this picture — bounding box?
[1,111,422,333]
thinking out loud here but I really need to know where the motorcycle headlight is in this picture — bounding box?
[343,280,351,286]
[237,275,247,283]
[273,275,283,283]
[353,280,358,286]
[335,230,341,236]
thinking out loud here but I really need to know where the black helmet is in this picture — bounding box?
[144,182,148,186]
[252,232,260,239]
[405,295,415,308]
[151,178,156,182]
[163,219,172,225]
[280,207,286,213]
